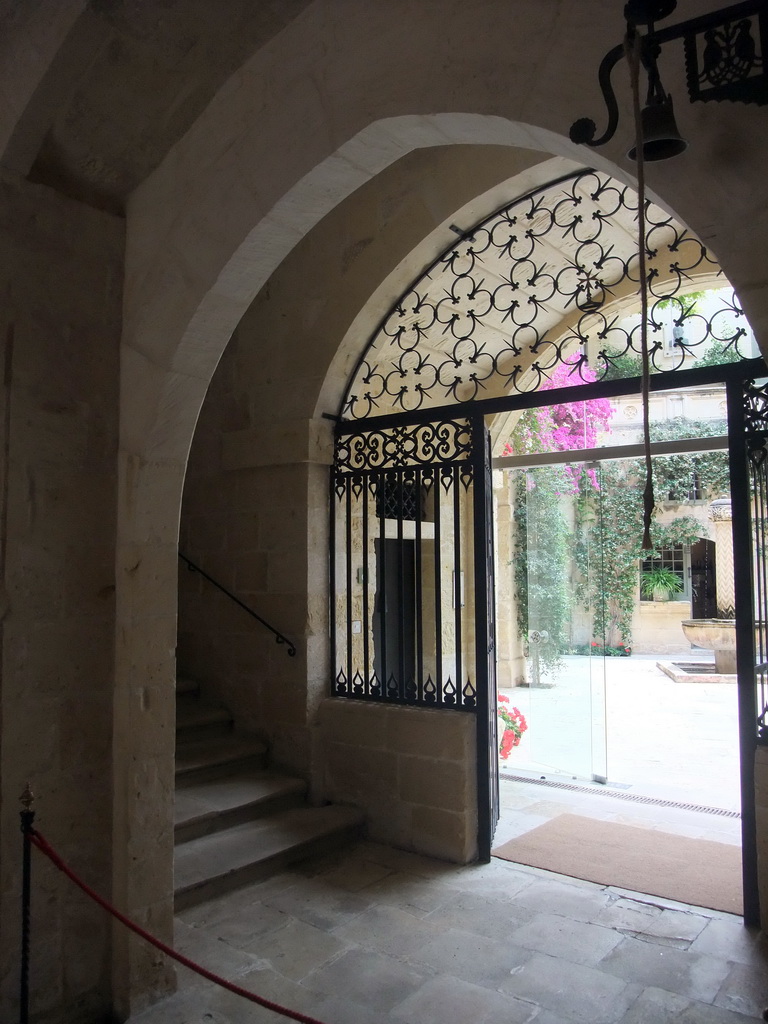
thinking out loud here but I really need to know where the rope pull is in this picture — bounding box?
[625,27,656,551]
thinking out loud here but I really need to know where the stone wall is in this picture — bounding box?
[0,172,122,1022]
[632,599,693,656]
[316,698,478,863]
[177,146,549,777]
[178,322,332,778]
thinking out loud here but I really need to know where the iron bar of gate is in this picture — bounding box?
[434,472,443,703]
[362,475,370,694]
[398,471,406,699]
[757,448,768,729]
[329,472,337,690]
[178,553,296,656]
[378,475,388,696]
[726,377,760,927]
[470,414,494,861]
[19,785,35,1024]
[345,482,353,692]
[758,447,768,741]
[453,465,463,700]
[415,469,424,700]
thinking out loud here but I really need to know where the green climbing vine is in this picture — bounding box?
[511,410,730,656]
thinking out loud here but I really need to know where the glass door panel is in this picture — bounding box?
[505,461,607,783]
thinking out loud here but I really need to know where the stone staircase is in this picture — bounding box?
[174,677,364,910]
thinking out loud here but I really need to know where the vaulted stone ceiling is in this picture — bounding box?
[6,0,312,214]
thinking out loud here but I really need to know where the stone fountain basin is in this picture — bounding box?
[681,619,736,650]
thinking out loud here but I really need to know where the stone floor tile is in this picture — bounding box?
[677,1003,767,1024]
[599,935,732,1002]
[125,988,232,1024]
[618,986,702,1023]
[129,837,766,1024]
[409,926,532,987]
[173,921,266,991]
[390,975,532,1024]
[355,842,468,881]
[620,984,768,1024]
[311,855,395,892]
[511,876,614,922]
[240,917,348,981]
[500,953,638,1023]
[713,959,768,1019]
[533,1013,595,1024]
[261,879,371,930]
[499,788,543,810]
[182,902,290,947]
[596,898,709,948]
[449,858,538,901]
[332,903,438,958]
[508,911,624,965]
[302,948,429,1013]
[202,964,326,1024]
[525,799,584,817]
[422,888,534,940]
[604,886,721,917]
[360,870,457,916]
[690,917,768,966]
[312,994,403,1024]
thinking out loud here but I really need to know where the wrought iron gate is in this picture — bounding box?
[331,411,499,855]
[330,166,766,900]
[728,373,768,927]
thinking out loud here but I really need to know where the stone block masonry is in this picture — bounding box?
[317,698,478,864]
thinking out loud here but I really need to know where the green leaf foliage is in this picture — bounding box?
[514,417,728,651]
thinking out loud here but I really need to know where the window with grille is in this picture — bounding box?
[640,545,691,601]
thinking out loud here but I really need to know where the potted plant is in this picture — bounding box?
[498,695,528,759]
[640,566,684,602]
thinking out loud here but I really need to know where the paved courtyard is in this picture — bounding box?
[501,652,741,811]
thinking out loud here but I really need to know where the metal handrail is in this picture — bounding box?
[178,552,297,657]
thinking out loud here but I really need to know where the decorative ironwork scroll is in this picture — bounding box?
[331,418,478,711]
[334,418,472,473]
[743,379,768,743]
[684,6,766,105]
[341,170,754,421]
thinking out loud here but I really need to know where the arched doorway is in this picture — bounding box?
[330,168,765,922]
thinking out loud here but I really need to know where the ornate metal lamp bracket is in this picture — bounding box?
[570,0,766,150]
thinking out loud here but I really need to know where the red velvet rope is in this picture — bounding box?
[29,830,329,1024]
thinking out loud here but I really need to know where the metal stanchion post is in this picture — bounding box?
[19,784,35,1024]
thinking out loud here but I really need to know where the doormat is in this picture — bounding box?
[493,814,742,915]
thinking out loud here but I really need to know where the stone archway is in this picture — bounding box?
[111,17,768,1016]
[119,125,587,1014]
[2,4,768,1020]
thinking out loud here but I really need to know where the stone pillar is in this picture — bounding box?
[708,497,736,673]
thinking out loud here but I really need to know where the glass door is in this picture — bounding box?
[505,461,608,783]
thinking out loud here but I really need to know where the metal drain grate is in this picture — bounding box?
[500,773,741,818]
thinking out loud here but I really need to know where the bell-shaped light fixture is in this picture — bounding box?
[628,92,688,161]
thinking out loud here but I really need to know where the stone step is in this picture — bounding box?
[174,769,307,843]
[175,734,269,782]
[174,805,365,910]
[176,696,233,741]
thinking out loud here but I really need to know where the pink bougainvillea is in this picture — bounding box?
[502,359,615,491]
